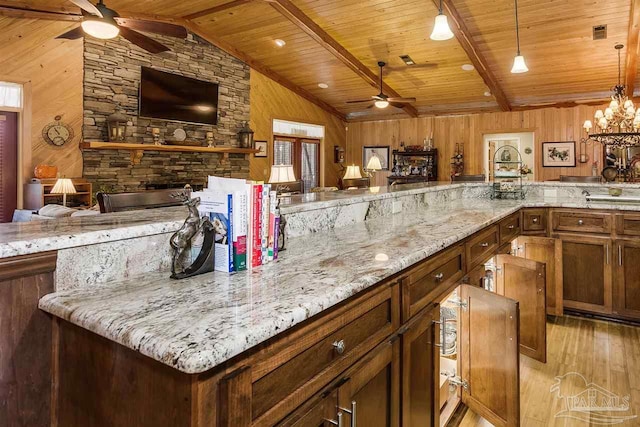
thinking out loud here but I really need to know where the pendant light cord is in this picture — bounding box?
[514,0,521,55]
[618,47,622,86]
[439,0,444,14]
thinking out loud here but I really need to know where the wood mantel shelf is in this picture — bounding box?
[81,141,259,165]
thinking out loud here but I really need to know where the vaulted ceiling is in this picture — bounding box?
[2,0,639,121]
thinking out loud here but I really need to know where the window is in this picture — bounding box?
[272,120,324,192]
[0,82,22,109]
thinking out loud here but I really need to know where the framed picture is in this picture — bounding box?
[542,141,576,167]
[363,145,390,171]
[254,140,267,157]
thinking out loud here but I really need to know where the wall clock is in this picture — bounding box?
[42,115,74,147]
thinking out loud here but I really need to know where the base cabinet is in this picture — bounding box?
[614,239,640,321]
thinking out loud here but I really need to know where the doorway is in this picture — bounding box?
[483,132,535,181]
[273,136,320,191]
[0,111,18,222]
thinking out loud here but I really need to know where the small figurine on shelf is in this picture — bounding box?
[520,164,532,175]
[450,143,464,177]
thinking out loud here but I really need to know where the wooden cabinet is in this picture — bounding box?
[615,213,640,236]
[557,234,613,315]
[521,208,547,235]
[614,239,640,321]
[499,212,521,245]
[495,255,547,363]
[278,389,340,427]
[465,225,499,271]
[400,305,439,427]
[551,210,612,234]
[24,178,93,210]
[0,252,57,427]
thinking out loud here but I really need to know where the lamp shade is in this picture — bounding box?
[374,100,389,109]
[366,155,383,171]
[583,120,593,132]
[81,19,120,39]
[268,165,296,183]
[430,14,454,41]
[51,178,77,195]
[510,55,529,73]
[343,165,363,180]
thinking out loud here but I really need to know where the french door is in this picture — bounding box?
[0,111,18,223]
[273,135,320,192]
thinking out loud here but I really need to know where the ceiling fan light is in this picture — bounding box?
[430,14,454,41]
[510,55,528,73]
[374,100,390,109]
[81,19,119,39]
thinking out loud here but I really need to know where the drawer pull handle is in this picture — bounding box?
[332,340,346,355]
[578,219,584,225]
[532,217,538,223]
[325,412,344,427]
[480,242,490,248]
[339,401,357,427]
[507,225,516,229]
[433,272,444,282]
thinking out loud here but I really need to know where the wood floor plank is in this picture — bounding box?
[459,315,640,427]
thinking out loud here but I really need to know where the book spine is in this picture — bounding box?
[273,214,280,260]
[232,191,247,271]
[227,193,234,272]
[261,184,270,264]
[252,184,262,268]
[267,191,277,260]
[245,183,253,270]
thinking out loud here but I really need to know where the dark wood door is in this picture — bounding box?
[495,254,547,363]
[338,338,399,427]
[278,389,340,427]
[512,236,562,316]
[400,305,439,427]
[0,111,18,223]
[557,234,613,315]
[459,284,520,427]
[614,239,640,321]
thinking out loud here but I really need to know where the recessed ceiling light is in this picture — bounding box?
[274,39,286,47]
[318,83,329,89]
[461,64,475,71]
[484,91,492,97]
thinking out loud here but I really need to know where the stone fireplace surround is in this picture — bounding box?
[82,32,251,193]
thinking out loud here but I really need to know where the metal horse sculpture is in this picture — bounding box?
[169,193,215,279]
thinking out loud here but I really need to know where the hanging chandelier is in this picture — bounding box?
[585,44,640,147]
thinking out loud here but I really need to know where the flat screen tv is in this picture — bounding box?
[139,67,219,125]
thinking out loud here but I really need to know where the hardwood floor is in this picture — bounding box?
[459,315,640,427]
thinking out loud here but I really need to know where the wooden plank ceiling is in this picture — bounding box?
[3,0,637,121]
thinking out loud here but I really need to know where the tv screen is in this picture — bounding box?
[139,67,219,125]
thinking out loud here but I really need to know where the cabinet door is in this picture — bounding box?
[513,236,562,316]
[495,254,547,363]
[399,305,439,427]
[558,234,613,315]
[278,389,339,427]
[338,338,400,427]
[614,240,640,320]
[459,284,519,427]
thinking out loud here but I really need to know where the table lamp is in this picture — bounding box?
[365,155,383,177]
[343,165,363,180]
[268,165,297,183]
[51,177,77,207]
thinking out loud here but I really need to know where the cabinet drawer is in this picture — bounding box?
[616,213,640,236]
[522,208,547,233]
[465,225,499,271]
[499,212,521,245]
[250,284,398,425]
[401,245,464,322]
[552,210,612,234]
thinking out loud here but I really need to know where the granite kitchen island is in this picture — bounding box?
[4,181,640,426]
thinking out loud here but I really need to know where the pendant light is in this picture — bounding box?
[430,0,454,41]
[510,0,529,74]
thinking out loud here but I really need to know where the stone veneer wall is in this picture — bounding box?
[82,33,250,191]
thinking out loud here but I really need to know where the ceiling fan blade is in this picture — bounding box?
[114,18,187,38]
[56,26,84,40]
[118,26,170,53]
[389,102,407,109]
[69,0,102,17]
[386,63,438,72]
[367,104,375,109]
[386,97,416,103]
[346,99,374,104]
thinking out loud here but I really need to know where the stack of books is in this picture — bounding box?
[191,176,281,273]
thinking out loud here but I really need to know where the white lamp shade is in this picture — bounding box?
[343,165,363,180]
[583,120,593,131]
[510,55,529,73]
[594,110,604,119]
[51,178,77,195]
[366,155,383,171]
[430,14,454,41]
[268,165,296,183]
[609,100,619,110]
[624,99,634,109]
[604,108,614,120]
[374,100,390,109]
[81,20,120,39]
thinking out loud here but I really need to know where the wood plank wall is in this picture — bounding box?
[346,105,608,187]
[0,17,84,182]
[249,71,346,187]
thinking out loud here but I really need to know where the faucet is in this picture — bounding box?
[582,189,591,197]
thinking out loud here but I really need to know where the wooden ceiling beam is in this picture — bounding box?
[0,6,81,21]
[434,0,511,112]
[184,22,347,121]
[182,0,255,21]
[267,0,419,118]
[626,0,640,97]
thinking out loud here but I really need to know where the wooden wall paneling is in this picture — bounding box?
[0,252,57,427]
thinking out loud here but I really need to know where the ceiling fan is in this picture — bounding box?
[55,0,188,53]
[346,61,416,109]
